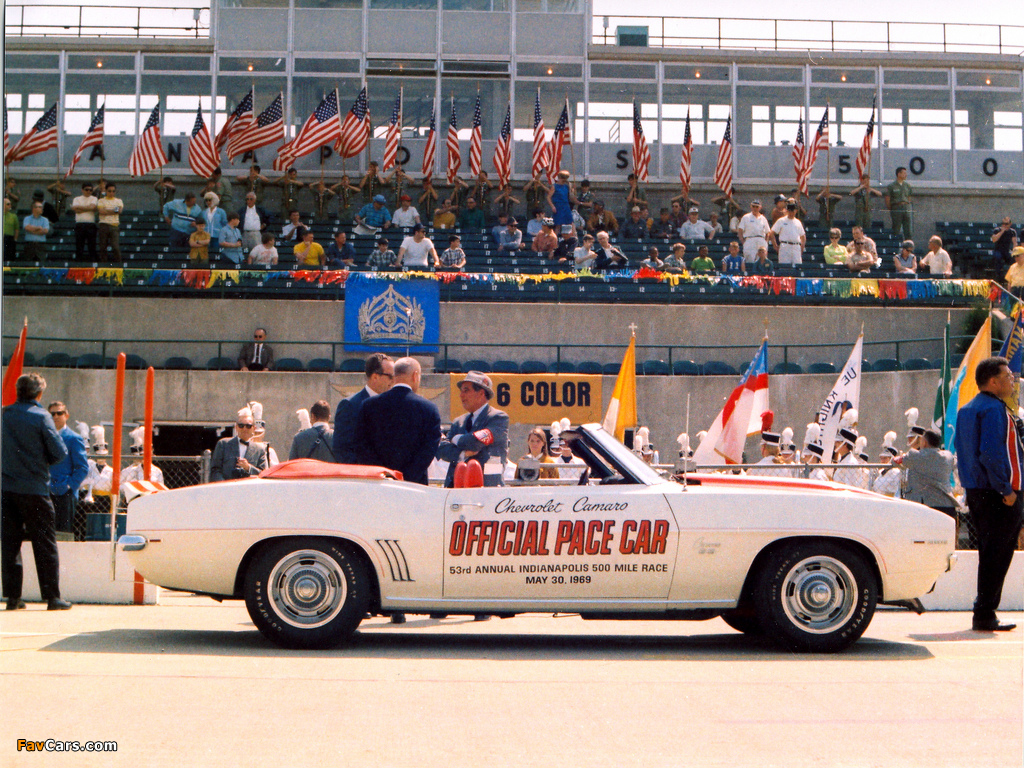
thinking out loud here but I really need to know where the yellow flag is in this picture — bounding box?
[955,317,992,411]
[601,336,637,443]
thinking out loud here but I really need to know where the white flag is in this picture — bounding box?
[816,334,864,453]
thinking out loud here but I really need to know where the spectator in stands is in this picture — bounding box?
[823,228,847,265]
[991,217,1018,265]
[650,207,675,239]
[920,235,953,277]
[494,185,520,220]
[397,224,439,269]
[721,241,745,275]
[391,194,420,229]
[201,192,228,258]
[332,174,360,225]
[236,164,269,205]
[325,231,356,270]
[240,192,270,252]
[690,245,716,274]
[845,239,875,274]
[470,171,493,214]
[846,225,877,259]
[524,173,549,220]
[275,167,304,217]
[554,225,578,266]
[592,231,627,271]
[47,180,70,217]
[575,178,594,216]
[414,175,438,221]
[440,234,466,272]
[239,328,274,372]
[886,167,914,241]
[357,161,385,204]
[29,190,58,224]
[432,198,456,230]
[850,174,882,230]
[766,194,784,224]
[355,195,392,233]
[220,213,244,268]
[293,227,325,269]
[667,199,686,232]
[70,182,98,262]
[641,246,664,271]
[625,172,646,210]
[203,167,233,215]
[621,206,649,240]
[22,201,50,262]
[163,192,200,252]
[1005,246,1024,297]
[4,178,19,209]
[571,233,595,270]
[498,218,523,253]
[816,186,843,229]
[491,212,509,247]
[95,182,123,262]
[586,200,618,236]
[532,218,558,258]
[549,170,576,230]
[751,246,775,276]
[526,208,546,239]
[458,197,487,231]
[367,238,397,269]
[708,211,724,238]
[247,232,278,269]
[309,180,335,223]
[445,176,470,212]
[154,176,175,209]
[894,240,918,276]
[387,167,411,209]
[772,198,806,266]
[3,198,19,260]
[280,210,304,243]
[188,219,211,266]
[679,206,713,240]
[663,242,687,273]
[737,199,770,265]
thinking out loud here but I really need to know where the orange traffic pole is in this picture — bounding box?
[110,353,126,578]
[144,366,154,481]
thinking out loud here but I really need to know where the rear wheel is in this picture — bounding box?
[753,542,877,653]
[244,538,370,649]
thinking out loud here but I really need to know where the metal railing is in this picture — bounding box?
[4,4,211,39]
[594,15,1024,56]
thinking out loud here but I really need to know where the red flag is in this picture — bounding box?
[632,101,650,182]
[531,90,548,179]
[468,94,483,177]
[275,90,341,169]
[65,105,104,180]
[445,97,461,184]
[188,105,218,179]
[492,101,511,188]
[855,100,876,179]
[382,92,402,172]
[128,104,169,177]
[549,100,570,177]
[2,318,28,407]
[714,116,733,198]
[214,88,253,156]
[422,99,436,180]
[5,102,58,165]
[792,118,807,196]
[336,87,369,159]
[801,108,829,185]
[678,108,693,194]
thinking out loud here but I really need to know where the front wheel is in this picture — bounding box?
[244,538,370,649]
[753,542,877,653]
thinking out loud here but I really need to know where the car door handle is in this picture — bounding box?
[450,502,485,511]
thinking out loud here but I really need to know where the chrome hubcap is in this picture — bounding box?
[268,549,347,629]
[781,556,857,633]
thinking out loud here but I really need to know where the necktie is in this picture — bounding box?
[239,441,249,446]
[252,344,261,364]
[465,413,473,434]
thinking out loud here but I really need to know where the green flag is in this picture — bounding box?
[931,315,951,445]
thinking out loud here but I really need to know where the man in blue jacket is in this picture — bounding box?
[46,401,89,535]
[954,356,1024,632]
[1,373,72,610]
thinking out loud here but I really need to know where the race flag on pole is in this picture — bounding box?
[3,100,9,160]
[468,93,483,178]
[422,99,436,180]
[678,108,693,194]
[855,98,876,179]
[382,92,402,172]
[998,306,1024,411]
[65,105,104,179]
[5,102,58,165]
[187,105,218,179]
[632,100,650,182]
[1,317,28,407]
[801,108,830,184]
[128,104,168,177]
[531,89,548,179]
[228,92,283,162]
[816,332,863,454]
[692,339,770,466]
[492,101,511,188]
[549,100,570,177]
[336,86,370,159]
[445,96,461,184]
[275,89,341,170]
[944,315,992,452]
[214,88,253,156]
[713,115,733,198]
[793,118,807,196]
[931,314,953,440]
[601,335,637,444]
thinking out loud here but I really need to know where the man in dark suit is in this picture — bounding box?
[437,371,509,488]
[289,400,336,462]
[238,327,274,372]
[333,352,394,463]
[210,406,269,481]
[354,357,441,486]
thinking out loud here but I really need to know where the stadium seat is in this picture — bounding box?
[274,357,304,372]
[75,353,106,369]
[206,356,238,371]
[463,359,492,373]
[552,361,576,374]
[673,360,702,376]
[22,352,36,366]
[163,356,193,370]
[807,362,837,374]
[642,360,671,376]
[902,357,932,370]
[338,358,365,373]
[702,361,737,376]
[520,360,549,374]
[602,363,622,376]
[123,354,148,370]
[576,361,603,375]
[307,358,334,373]
[41,352,73,368]
[434,358,462,373]
[871,358,901,372]
[491,360,520,373]
[771,362,803,375]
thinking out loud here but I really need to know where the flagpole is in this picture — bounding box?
[565,94,576,186]
[825,100,832,193]
[396,86,404,190]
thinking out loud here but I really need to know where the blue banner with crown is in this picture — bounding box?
[343,274,440,353]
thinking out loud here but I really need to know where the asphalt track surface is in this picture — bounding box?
[1,595,1021,768]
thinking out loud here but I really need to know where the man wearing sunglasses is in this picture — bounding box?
[238,328,274,372]
[47,401,89,535]
[210,406,269,482]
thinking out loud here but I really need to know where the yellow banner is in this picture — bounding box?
[449,374,603,425]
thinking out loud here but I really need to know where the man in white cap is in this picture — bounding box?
[678,206,714,240]
[771,198,806,266]
[210,406,269,481]
[437,371,509,488]
[737,199,771,265]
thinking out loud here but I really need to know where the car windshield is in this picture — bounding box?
[578,424,668,486]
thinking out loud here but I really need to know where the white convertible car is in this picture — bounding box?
[120,424,956,653]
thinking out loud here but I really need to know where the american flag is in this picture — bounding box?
[801,108,829,185]
[336,86,369,159]
[792,118,807,196]
[276,90,341,169]
[713,116,733,198]
[3,100,9,161]
[128,103,168,177]
[382,92,403,171]
[678,108,693,193]
[549,100,570,178]
[5,102,58,165]
[855,99,876,179]
[468,94,483,177]
[492,101,511,188]
[422,99,436,180]
[214,88,253,156]
[228,92,284,162]
[65,104,105,179]
[445,97,461,184]
[632,101,650,182]
[531,89,548,179]
[188,104,218,179]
